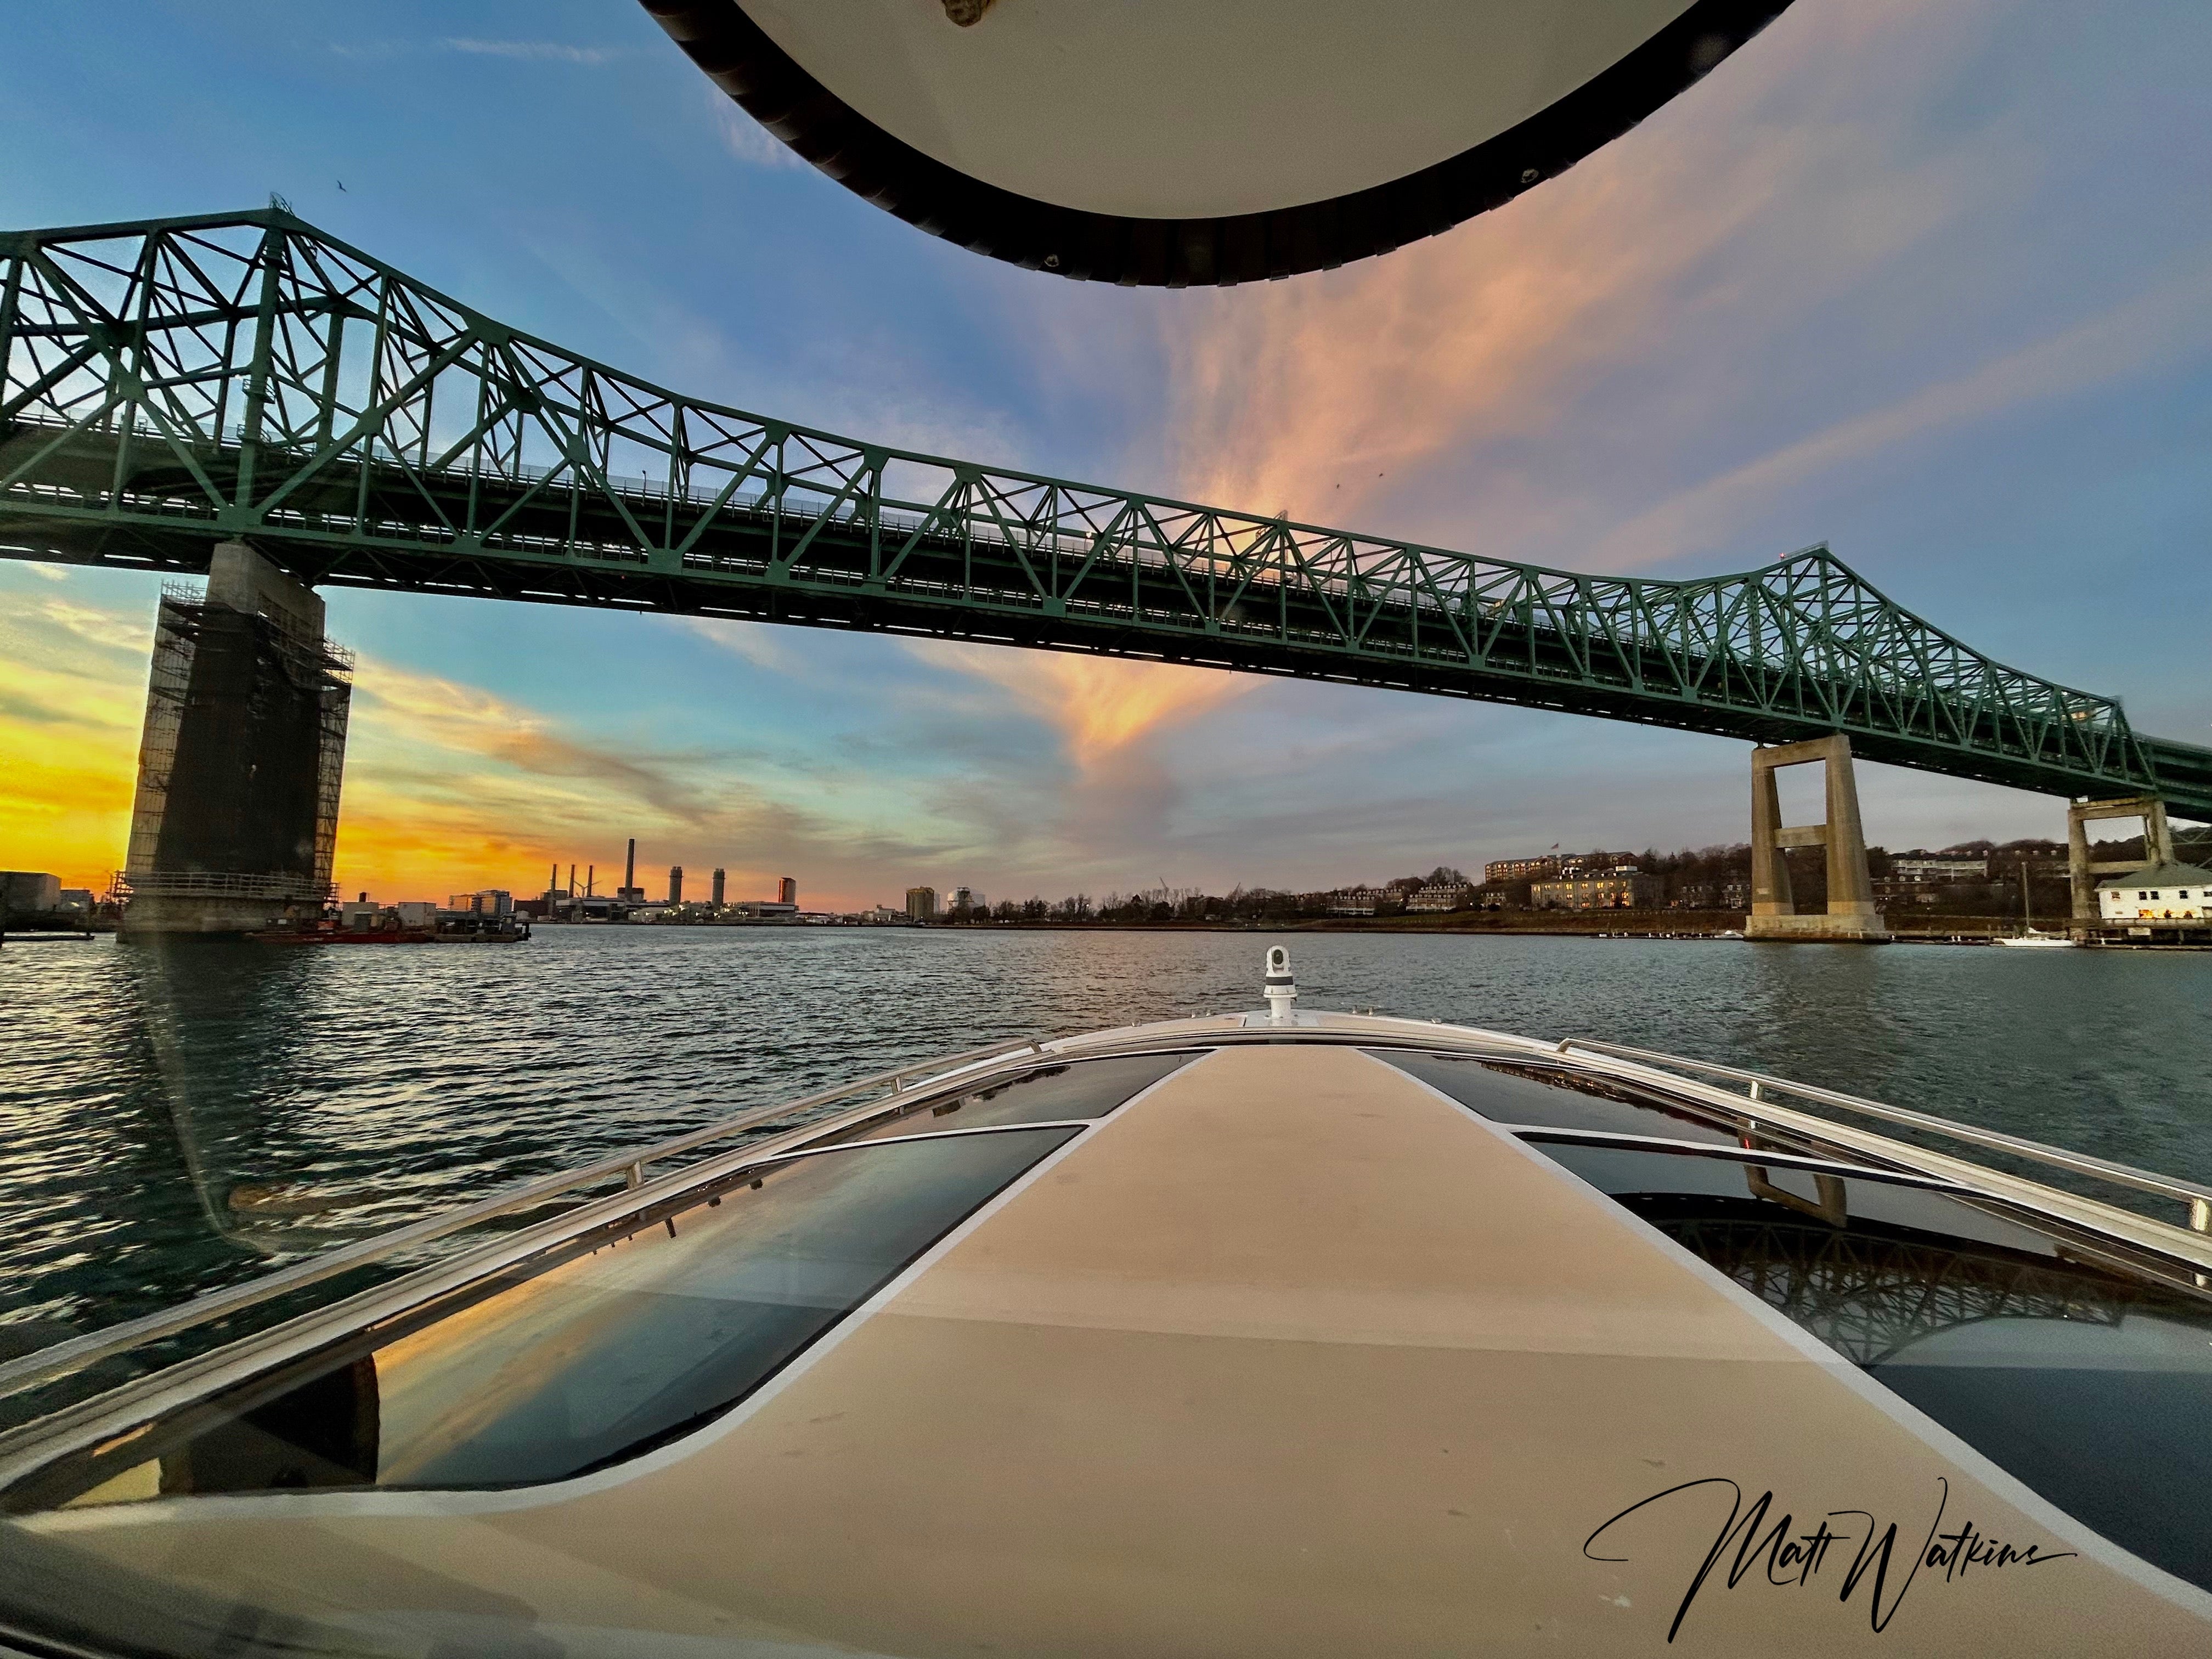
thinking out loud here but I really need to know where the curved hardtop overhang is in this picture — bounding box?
[639,0,1798,284]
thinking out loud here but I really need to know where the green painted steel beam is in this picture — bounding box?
[4,208,2208,820]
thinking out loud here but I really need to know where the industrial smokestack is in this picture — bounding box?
[625,838,636,894]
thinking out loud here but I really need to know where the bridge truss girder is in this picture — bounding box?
[4,210,2208,817]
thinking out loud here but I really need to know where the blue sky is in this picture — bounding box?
[2,1,2208,907]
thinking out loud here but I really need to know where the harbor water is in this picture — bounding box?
[4,927,2209,1353]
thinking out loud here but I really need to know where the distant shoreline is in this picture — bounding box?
[549,911,2041,940]
[923,914,2028,939]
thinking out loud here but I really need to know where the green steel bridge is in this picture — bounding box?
[4,208,2208,819]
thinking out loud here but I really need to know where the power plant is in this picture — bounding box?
[532,848,800,923]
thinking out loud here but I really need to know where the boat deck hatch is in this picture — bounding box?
[833,1049,1201,1144]
[9,1125,1082,1508]
[1372,1049,1744,1145]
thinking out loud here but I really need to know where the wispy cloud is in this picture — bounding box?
[442,38,627,66]
[1588,247,2212,571]
[704,89,809,172]
[906,641,1250,771]
[1148,0,2028,565]
[32,594,153,654]
[676,617,801,674]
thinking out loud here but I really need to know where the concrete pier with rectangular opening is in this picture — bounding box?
[120,543,351,935]
[1745,734,1889,942]
[2067,795,2175,927]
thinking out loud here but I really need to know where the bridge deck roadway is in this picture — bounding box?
[4,420,2208,821]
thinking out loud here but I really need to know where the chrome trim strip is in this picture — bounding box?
[741,1119,1104,1161]
[1560,1037,2212,1212]
[1519,1047,2212,1272]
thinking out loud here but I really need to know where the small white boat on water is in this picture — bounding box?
[1995,861,2080,947]
[0,949,2205,1656]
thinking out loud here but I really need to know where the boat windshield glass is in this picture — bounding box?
[1533,1139,2212,1597]
[2,1125,1080,1519]
[835,1049,1200,1143]
[1372,1050,1741,1144]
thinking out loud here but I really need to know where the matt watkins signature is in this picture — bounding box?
[1584,1476,2076,1641]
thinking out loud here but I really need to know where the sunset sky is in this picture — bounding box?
[4,1,2209,910]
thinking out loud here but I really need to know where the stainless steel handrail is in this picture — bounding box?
[0,1034,1053,1401]
[1560,1037,2212,1229]
[1494,1124,1961,1189]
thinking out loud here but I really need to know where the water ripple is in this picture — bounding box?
[1,928,2207,1343]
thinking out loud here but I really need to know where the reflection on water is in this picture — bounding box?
[2,928,2208,1344]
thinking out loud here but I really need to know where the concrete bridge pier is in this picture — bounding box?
[120,541,352,935]
[1745,735,1889,942]
[2067,797,2174,927]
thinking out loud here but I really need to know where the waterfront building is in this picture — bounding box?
[668,866,684,905]
[1672,877,1752,911]
[1406,882,1474,913]
[779,877,798,906]
[2097,863,2212,922]
[906,886,938,921]
[1891,855,1988,882]
[1875,853,1993,909]
[1,872,62,916]
[730,900,800,921]
[712,868,726,906]
[1531,872,1662,911]
[1484,856,1559,884]
[445,890,514,917]
[1329,888,1386,917]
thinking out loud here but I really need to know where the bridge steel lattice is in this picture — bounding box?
[4,210,2208,818]
[1652,1209,2160,1369]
